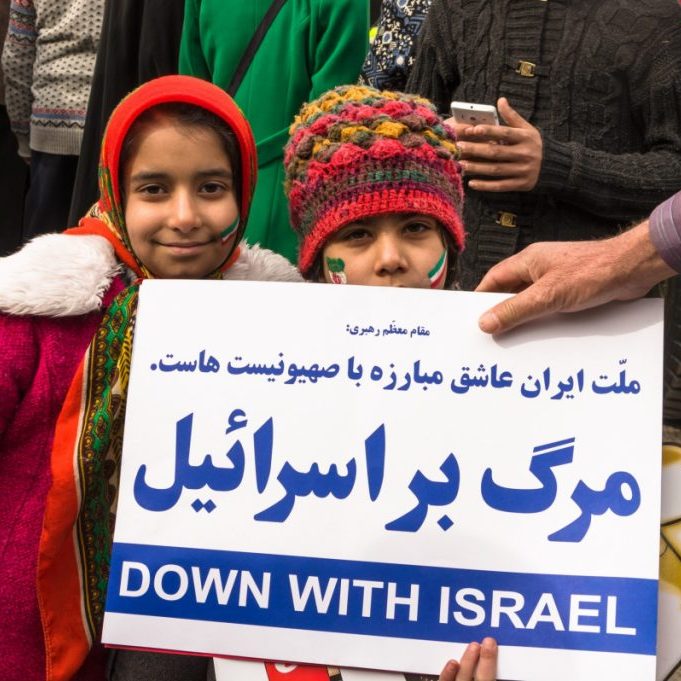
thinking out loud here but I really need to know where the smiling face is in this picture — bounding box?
[320,213,449,289]
[122,118,239,279]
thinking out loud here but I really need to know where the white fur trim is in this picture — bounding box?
[0,236,302,317]
[224,242,303,283]
[0,234,120,317]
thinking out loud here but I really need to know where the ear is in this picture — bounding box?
[308,254,326,283]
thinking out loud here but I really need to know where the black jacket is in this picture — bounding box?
[407,0,681,289]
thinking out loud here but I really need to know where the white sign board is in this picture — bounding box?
[102,280,663,681]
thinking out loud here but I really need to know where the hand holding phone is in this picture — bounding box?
[449,97,543,193]
[449,101,500,127]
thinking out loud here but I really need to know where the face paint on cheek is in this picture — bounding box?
[326,257,347,284]
[219,213,240,243]
[428,250,448,289]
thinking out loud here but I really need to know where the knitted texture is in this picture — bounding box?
[0,2,9,105]
[407,0,681,290]
[284,85,464,276]
[1,0,105,157]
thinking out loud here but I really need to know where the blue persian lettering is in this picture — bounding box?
[385,454,460,532]
[132,414,641,542]
[150,349,220,373]
[450,364,513,394]
[254,458,357,522]
[345,322,431,338]
[134,413,245,512]
[482,438,575,513]
[151,349,643,400]
[548,472,641,542]
[481,438,642,542]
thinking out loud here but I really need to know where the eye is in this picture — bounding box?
[138,183,166,196]
[338,226,372,242]
[403,221,433,235]
[200,181,228,195]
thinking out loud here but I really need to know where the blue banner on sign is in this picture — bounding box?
[106,543,657,655]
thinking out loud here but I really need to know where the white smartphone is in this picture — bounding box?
[449,101,499,126]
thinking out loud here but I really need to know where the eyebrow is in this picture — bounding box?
[129,168,233,183]
[197,169,233,180]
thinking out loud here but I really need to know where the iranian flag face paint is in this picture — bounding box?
[428,250,448,289]
[326,257,347,284]
[219,213,240,244]
[319,215,448,287]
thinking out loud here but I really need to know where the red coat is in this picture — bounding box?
[0,280,124,681]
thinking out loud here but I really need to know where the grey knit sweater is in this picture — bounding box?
[1,0,104,158]
[0,0,9,105]
[407,0,681,290]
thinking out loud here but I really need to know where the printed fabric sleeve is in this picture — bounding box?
[404,0,459,115]
[535,22,681,221]
[360,0,432,91]
[309,0,369,100]
[649,191,681,275]
[178,0,211,81]
[0,315,37,440]
[1,0,37,157]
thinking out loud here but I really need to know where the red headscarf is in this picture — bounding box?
[68,74,258,276]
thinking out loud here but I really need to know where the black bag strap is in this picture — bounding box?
[227,0,288,96]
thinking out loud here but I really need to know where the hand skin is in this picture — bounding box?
[445,97,542,192]
[439,638,498,681]
[475,221,677,335]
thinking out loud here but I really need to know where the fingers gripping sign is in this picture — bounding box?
[474,240,620,334]
[452,98,543,193]
[474,224,676,334]
[438,638,498,681]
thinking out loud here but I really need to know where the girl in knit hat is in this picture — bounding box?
[285,85,465,290]
[0,75,300,681]
[276,86,497,681]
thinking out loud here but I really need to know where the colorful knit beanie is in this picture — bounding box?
[284,85,465,277]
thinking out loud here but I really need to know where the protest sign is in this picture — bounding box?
[102,280,663,681]
[659,434,681,681]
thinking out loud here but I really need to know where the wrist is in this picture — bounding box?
[613,222,676,294]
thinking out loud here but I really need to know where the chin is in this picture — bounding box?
[154,264,212,279]
[166,254,226,278]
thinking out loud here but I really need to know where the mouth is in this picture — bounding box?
[157,240,213,255]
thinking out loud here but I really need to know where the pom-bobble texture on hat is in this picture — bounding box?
[284,85,465,276]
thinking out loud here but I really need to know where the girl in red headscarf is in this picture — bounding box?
[0,75,300,681]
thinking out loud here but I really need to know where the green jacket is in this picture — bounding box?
[180,0,368,263]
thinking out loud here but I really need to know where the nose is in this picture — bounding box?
[167,189,201,233]
[374,233,408,276]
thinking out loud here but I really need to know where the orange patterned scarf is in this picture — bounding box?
[37,75,257,681]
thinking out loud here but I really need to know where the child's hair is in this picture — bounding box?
[119,102,241,205]
[283,85,465,280]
